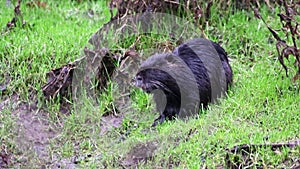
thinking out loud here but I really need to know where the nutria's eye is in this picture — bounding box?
[136,76,142,81]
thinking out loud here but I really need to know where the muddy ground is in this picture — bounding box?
[0,94,125,168]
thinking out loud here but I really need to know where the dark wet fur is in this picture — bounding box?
[135,38,233,127]
[136,68,181,125]
[174,43,212,107]
[211,41,233,86]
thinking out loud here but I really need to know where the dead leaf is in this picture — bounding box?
[26,1,48,9]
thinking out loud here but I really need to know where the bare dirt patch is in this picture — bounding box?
[100,114,123,136]
[6,96,59,167]
[120,140,158,167]
[0,93,126,168]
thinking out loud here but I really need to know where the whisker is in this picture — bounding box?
[149,80,178,96]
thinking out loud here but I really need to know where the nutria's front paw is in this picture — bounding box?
[151,115,165,127]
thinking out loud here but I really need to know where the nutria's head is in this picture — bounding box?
[134,68,177,94]
[134,69,157,93]
[133,53,191,97]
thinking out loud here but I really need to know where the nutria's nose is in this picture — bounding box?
[131,77,135,83]
[131,76,139,86]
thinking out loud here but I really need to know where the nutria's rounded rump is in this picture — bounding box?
[134,38,233,127]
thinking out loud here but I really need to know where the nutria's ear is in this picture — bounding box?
[164,53,176,64]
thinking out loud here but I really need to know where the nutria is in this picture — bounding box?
[134,38,233,127]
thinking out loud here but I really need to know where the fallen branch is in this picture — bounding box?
[225,139,300,168]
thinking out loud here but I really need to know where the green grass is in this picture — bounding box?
[1,1,299,168]
[0,0,110,97]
